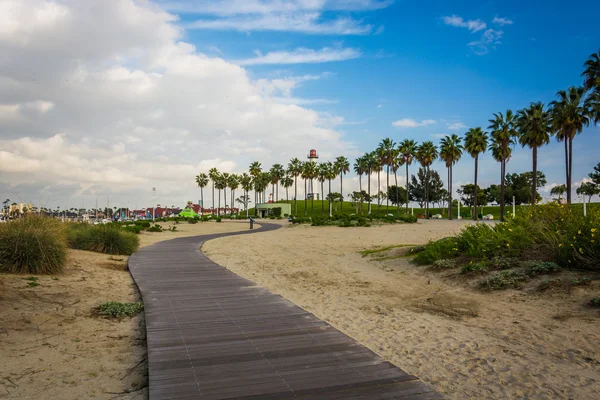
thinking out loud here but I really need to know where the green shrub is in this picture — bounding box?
[292,217,311,224]
[460,262,489,274]
[589,298,600,308]
[338,220,352,227]
[272,207,282,217]
[146,224,163,232]
[408,245,426,255]
[398,214,418,223]
[489,256,516,270]
[431,259,456,269]
[412,238,458,265]
[97,301,143,318]
[122,225,143,234]
[311,216,326,226]
[523,261,561,277]
[357,217,370,227]
[68,224,139,255]
[479,270,527,290]
[188,219,198,224]
[201,216,210,222]
[134,220,151,228]
[215,217,222,223]
[0,216,68,274]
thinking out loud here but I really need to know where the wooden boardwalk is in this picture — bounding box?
[129,222,442,400]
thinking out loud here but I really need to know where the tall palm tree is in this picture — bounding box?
[325,161,336,217]
[586,91,600,125]
[281,175,293,203]
[582,50,600,92]
[240,173,252,216]
[228,174,240,215]
[365,152,376,214]
[301,161,310,216]
[249,162,262,215]
[550,87,590,204]
[378,138,396,213]
[303,161,318,216]
[208,168,219,215]
[214,175,225,216]
[195,173,209,214]
[464,128,488,220]
[390,148,403,215]
[374,148,384,214]
[439,134,463,220]
[353,156,364,193]
[416,141,438,218]
[488,110,517,220]
[221,173,230,214]
[269,164,285,202]
[287,158,303,216]
[318,163,328,216]
[517,102,552,209]
[334,156,350,204]
[399,139,418,214]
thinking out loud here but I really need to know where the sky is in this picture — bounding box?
[1,0,599,210]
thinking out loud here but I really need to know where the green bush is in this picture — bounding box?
[412,238,458,265]
[67,223,139,255]
[357,217,369,227]
[431,259,456,269]
[97,301,143,318]
[523,261,561,277]
[215,217,222,223]
[589,298,600,308]
[134,220,151,228]
[272,207,282,217]
[146,224,163,232]
[201,216,210,222]
[480,270,527,290]
[188,219,198,224]
[292,217,311,224]
[122,225,143,234]
[408,245,426,255]
[398,214,418,223]
[489,256,516,270]
[0,216,68,274]
[460,262,489,274]
[311,216,326,226]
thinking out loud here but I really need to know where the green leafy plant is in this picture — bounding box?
[412,238,458,265]
[479,270,527,290]
[23,276,40,287]
[432,259,457,269]
[67,224,139,255]
[523,261,562,277]
[0,215,68,274]
[460,262,489,274]
[97,301,144,318]
[146,224,163,232]
[215,217,222,223]
[589,298,600,308]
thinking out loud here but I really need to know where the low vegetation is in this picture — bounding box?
[0,215,68,274]
[291,213,417,227]
[67,223,139,255]
[96,301,144,318]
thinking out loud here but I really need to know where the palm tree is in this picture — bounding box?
[416,141,438,218]
[287,158,303,216]
[300,162,310,216]
[334,156,350,204]
[378,138,396,213]
[439,134,463,220]
[374,148,384,214]
[228,174,240,215]
[517,102,552,209]
[325,161,336,217]
[488,110,517,220]
[586,91,600,125]
[303,161,318,216]
[195,173,209,214]
[550,87,590,204]
[464,128,488,220]
[214,175,225,216]
[318,163,328,216]
[391,148,403,215]
[221,173,230,214]
[281,175,293,203]
[240,173,252,216]
[208,168,219,215]
[399,139,418,214]
[249,162,262,215]
[582,50,600,92]
[354,156,366,214]
[365,152,376,214]
[269,164,285,202]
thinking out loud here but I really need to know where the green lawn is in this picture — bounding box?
[245,199,600,220]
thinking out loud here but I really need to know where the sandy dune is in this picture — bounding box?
[204,220,600,399]
[0,220,251,400]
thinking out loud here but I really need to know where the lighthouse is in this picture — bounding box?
[307,149,319,200]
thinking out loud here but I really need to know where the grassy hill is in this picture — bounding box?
[244,199,599,220]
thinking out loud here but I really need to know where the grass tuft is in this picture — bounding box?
[0,215,68,274]
[97,301,143,318]
[67,223,139,255]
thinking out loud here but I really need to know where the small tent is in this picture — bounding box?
[178,207,199,218]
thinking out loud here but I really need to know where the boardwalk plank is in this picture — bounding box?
[129,222,443,399]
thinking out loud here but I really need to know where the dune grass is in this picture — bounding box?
[0,215,68,274]
[67,223,139,255]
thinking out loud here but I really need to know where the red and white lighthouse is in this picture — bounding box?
[307,149,319,200]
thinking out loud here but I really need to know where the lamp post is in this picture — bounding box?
[152,187,156,222]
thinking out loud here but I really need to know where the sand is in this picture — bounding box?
[204,220,600,399]
[0,220,251,400]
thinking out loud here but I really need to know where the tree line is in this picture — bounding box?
[196,50,600,220]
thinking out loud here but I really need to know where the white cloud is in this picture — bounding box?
[492,17,513,26]
[238,47,361,65]
[377,104,382,108]
[442,15,486,32]
[392,118,436,128]
[0,0,355,208]
[468,29,504,55]
[447,122,466,130]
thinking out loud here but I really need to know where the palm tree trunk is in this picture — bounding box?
[339,175,343,204]
[224,187,227,216]
[405,163,409,214]
[377,170,381,214]
[386,165,390,212]
[532,147,537,209]
[328,179,332,217]
[218,190,221,216]
[426,166,430,218]
[568,137,573,205]
[311,179,315,215]
[321,181,324,216]
[304,179,307,216]
[294,176,298,216]
[200,188,204,217]
[394,170,399,215]
[564,139,569,204]
[286,186,289,203]
[359,174,363,215]
[473,157,478,221]
[367,171,372,214]
[448,166,452,220]
[212,183,215,215]
[500,160,505,221]
[276,182,279,202]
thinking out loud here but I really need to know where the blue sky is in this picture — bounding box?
[1,0,599,209]
[169,0,600,196]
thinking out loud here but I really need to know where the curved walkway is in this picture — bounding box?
[129,222,442,400]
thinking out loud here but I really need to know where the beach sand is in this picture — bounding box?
[0,220,251,400]
[204,220,600,399]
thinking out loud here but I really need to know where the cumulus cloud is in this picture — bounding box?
[392,118,436,128]
[447,122,467,130]
[492,17,513,26]
[0,0,355,208]
[442,15,486,32]
[238,47,361,65]
[468,29,504,55]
